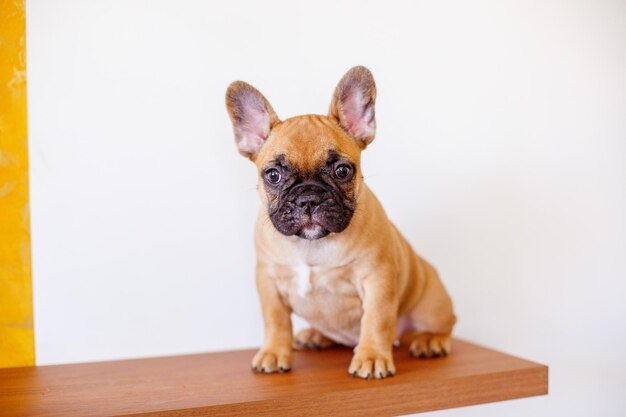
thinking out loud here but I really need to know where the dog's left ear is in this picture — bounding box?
[225,81,280,160]
[328,66,377,148]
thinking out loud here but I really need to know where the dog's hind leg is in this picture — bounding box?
[293,327,337,350]
[403,259,456,358]
[404,332,452,358]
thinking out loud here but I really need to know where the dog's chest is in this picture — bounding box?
[279,264,357,297]
[274,263,363,346]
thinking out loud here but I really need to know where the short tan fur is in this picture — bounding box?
[226,66,456,379]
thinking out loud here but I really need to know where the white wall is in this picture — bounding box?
[26,1,626,416]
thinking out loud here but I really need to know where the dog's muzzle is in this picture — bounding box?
[269,181,354,240]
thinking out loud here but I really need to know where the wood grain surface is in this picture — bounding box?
[0,339,547,416]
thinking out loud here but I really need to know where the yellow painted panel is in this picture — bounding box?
[0,0,35,368]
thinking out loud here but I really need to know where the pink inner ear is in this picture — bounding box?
[236,94,270,155]
[341,89,375,141]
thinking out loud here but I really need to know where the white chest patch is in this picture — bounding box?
[293,264,312,297]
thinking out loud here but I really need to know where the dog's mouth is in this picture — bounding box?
[296,218,330,240]
[268,199,352,241]
[268,181,355,240]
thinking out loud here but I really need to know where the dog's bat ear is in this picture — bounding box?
[225,81,280,159]
[328,66,377,148]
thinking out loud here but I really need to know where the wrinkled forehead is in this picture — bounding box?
[256,115,361,172]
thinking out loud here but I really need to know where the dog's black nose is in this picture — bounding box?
[296,190,323,211]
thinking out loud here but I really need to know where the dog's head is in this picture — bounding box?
[225,66,377,240]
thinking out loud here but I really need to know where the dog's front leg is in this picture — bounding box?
[350,269,398,379]
[251,263,293,373]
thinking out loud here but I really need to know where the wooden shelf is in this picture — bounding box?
[0,339,547,416]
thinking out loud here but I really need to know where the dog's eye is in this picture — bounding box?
[265,168,281,184]
[335,164,352,180]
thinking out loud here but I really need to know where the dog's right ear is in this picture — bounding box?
[225,81,280,160]
[328,66,377,148]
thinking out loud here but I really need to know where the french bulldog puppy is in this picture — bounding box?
[225,66,456,379]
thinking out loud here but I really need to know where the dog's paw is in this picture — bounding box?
[293,328,336,350]
[348,348,396,379]
[251,347,292,373]
[409,333,451,358]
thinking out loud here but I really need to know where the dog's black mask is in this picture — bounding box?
[263,152,357,240]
